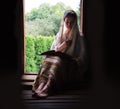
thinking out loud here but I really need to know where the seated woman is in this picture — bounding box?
[32,10,88,98]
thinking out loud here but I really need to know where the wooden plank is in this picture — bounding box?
[21,89,88,101]
[21,82,34,85]
[22,95,88,101]
[22,102,88,109]
[22,90,88,95]
[21,75,37,80]
[22,99,87,103]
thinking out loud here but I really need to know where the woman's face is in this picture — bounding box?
[64,16,75,30]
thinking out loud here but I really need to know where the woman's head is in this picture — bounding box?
[63,10,77,30]
[54,10,81,56]
[56,9,80,44]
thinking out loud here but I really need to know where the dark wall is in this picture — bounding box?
[104,1,120,80]
[0,0,24,109]
[0,1,17,73]
[85,0,120,108]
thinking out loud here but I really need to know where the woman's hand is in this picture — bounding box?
[65,40,72,46]
[57,41,68,51]
[57,39,72,52]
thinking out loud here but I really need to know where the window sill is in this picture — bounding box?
[21,73,37,87]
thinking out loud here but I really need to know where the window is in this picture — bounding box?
[24,0,83,74]
[20,0,84,84]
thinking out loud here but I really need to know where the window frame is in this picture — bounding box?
[21,0,84,82]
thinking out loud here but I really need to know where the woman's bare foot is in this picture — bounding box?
[35,78,51,98]
[39,78,51,93]
[37,91,48,97]
[35,82,45,93]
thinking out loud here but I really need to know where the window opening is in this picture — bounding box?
[24,0,82,74]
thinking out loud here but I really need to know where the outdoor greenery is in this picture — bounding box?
[25,35,54,73]
[25,2,80,73]
[25,2,80,36]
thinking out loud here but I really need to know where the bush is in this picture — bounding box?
[25,35,54,73]
[25,35,37,73]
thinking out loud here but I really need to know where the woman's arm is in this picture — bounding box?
[57,41,67,51]
[57,40,72,52]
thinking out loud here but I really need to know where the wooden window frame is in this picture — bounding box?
[20,0,84,82]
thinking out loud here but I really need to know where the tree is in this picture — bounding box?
[25,8,39,21]
[25,2,80,36]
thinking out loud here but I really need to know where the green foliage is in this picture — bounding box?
[34,36,47,70]
[25,35,54,73]
[34,36,54,71]
[25,2,80,73]
[45,36,54,50]
[37,3,52,19]
[25,35,37,73]
[25,8,39,21]
[26,18,56,36]
[25,2,80,36]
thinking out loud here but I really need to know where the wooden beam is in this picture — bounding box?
[80,0,83,34]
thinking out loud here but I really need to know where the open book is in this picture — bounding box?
[40,50,73,60]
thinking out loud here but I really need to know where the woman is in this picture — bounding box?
[32,10,87,98]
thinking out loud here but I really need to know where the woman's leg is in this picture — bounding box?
[37,77,51,97]
[35,82,45,93]
[32,67,46,93]
[32,56,62,98]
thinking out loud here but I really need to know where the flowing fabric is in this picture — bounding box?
[32,51,79,92]
[50,10,88,75]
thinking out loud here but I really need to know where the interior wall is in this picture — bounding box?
[85,0,120,108]
[0,0,25,109]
